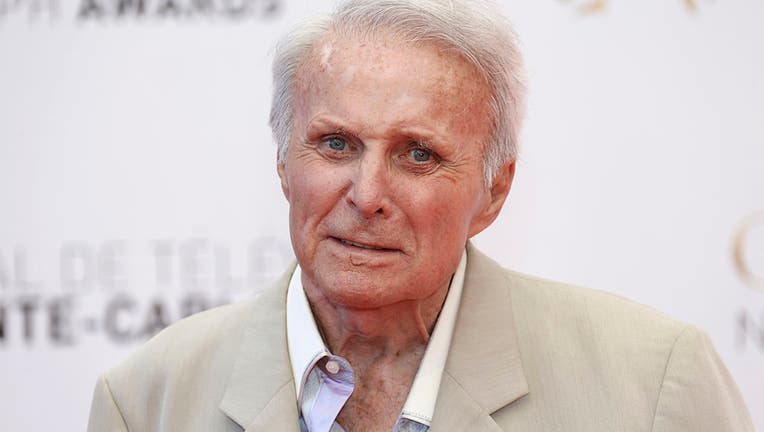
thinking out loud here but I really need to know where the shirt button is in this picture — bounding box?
[325,360,340,375]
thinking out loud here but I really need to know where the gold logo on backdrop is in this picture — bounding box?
[733,211,764,292]
[563,0,700,14]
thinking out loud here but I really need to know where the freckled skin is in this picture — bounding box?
[278,32,515,432]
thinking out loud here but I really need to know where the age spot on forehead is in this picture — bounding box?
[339,65,357,87]
[320,42,334,71]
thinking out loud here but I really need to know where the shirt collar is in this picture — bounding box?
[286,250,468,427]
[286,265,329,407]
[400,249,467,425]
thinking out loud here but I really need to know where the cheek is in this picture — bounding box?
[288,170,335,262]
[287,165,348,225]
[411,184,484,240]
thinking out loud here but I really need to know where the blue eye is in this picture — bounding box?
[410,148,431,162]
[327,137,347,151]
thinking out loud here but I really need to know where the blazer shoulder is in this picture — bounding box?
[485,267,753,430]
[504,269,688,339]
[103,298,255,385]
[103,265,293,384]
[465,243,688,342]
[90,266,294,431]
[89,299,259,431]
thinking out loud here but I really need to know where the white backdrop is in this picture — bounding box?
[1,0,762,430]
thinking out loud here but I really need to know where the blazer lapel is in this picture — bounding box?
[430,243,529,432]
[219,264,301,431]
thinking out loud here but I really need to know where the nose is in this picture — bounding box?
[346,151,391,218]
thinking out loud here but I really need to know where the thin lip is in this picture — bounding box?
[330,236,400,252]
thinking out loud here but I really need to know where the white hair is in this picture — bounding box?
[269,0,527,186]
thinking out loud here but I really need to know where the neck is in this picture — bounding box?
[302,278,450,362]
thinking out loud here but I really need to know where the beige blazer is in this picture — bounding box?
[88,244,754,431]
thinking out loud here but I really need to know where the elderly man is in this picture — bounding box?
[88,0,754,431]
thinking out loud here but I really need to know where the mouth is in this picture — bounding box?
[331,237,396,252]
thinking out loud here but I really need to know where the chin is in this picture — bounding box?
[316,271,413,310]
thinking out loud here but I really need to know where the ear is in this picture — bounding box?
[277,159,290,202]
[467,161,515,238]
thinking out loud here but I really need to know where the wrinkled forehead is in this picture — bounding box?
[297,29,486,89]
[292,30,493,132]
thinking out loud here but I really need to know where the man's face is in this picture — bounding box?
[278,33,511,309]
